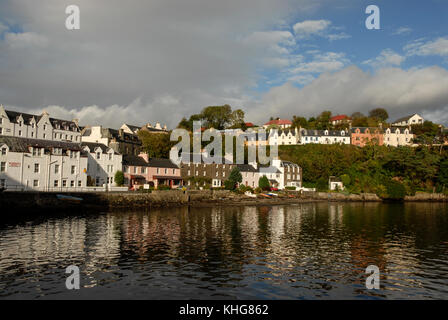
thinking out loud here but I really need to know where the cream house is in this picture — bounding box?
[0,136,88,191]
[392,114,424,127]
[384,127,414,147]
[268,128,299,146]
[82,142,123,187]
[0,105,81,142]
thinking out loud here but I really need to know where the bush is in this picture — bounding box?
[340,174,351,186]
[285,186,296,190]
[157,184,171,190]
[114,171,125,186]
[254,187,262,194]
[383,179,406,200]
[316,177,328,192]
[238,184,253,193]
[224,167,242,191]
[258,175,270,191]
[224,179,236,190]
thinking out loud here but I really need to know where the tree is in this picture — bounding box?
[228,109,246,129]
[369,108,389,122]
[258,175,270,191]
[351,112,364,119]
[316,111,332,130]
[224,167,242,190]
[114,171,125,186]
[201,105,233,130]
[292,116,308,129]
[340,174,351,186]
[138,130,174,158]
[439,159,448,187]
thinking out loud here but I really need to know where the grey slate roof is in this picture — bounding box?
[350,127,384,134]
[5,110,79,132]
[123,155,150,167]
[271,128,297,136]
[0,136,83,152]
[82,142,120,154]
[236,164,258,172]
[392,114,418,123]
[124,124,141,132]
[148,158,179,169]
[385,127,412,134]
[300,129,348,137]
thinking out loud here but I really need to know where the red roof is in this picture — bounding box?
[264,119,292,126]
[245,122,255,127]
[330,115,349,121]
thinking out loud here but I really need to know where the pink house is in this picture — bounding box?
[123,153,182,190]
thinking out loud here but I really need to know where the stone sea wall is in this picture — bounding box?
[0,190,447,217]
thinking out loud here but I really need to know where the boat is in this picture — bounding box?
[244,191,257,198]
[259,193,271,198]
[267,192,278,197]
[56,194,83,203]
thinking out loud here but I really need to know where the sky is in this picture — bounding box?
[1,0,448,128]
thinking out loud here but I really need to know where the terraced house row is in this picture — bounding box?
[267,123,417,147]
[0,107,302,192]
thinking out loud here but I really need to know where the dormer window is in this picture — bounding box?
[1,147,6,156]
[96,152,101,160]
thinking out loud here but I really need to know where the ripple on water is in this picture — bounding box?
[0,203,447,299]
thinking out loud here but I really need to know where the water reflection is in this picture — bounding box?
[0,202,447,299]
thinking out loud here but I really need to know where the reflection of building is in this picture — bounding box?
[0,136,88,191]
[82,142,123,187]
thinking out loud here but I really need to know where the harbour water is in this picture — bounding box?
[0,202,447,299]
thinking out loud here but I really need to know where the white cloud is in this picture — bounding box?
[246,65,448,125]
[0,0,317,127]
[290,52,349,74]
[363,49,405,68]
[326,33,351,41]
[405,37,448,57]
[392,27,412,36]
[293,19,331,37]
[0,22,7,34]
[292,19,350,41]
[4,32,49,49]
